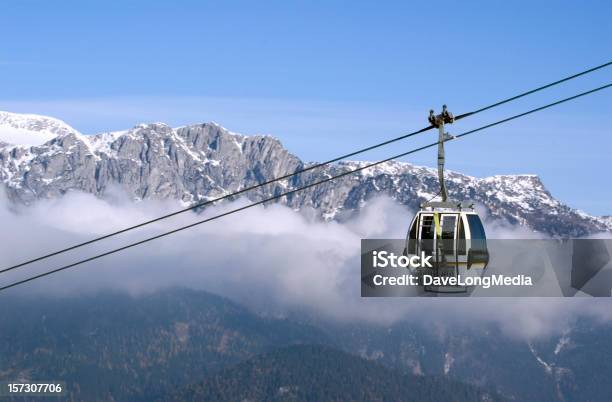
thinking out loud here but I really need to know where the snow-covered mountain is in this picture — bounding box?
[0,112,609,237]
[0,111,78,146]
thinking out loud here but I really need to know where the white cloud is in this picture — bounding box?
[0,190,610,340]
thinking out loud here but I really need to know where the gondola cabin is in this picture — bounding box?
[405,201,489,292]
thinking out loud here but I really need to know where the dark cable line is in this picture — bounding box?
[0,144,438,292]
[424,190,441,204]
[454,60,612,120]
[0,124,432,274]
[1,82,609,293]
[2,61,611,275]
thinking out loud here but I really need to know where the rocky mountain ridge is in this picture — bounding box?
[0,113,609,237]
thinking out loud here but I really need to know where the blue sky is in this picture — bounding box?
[1,0,611,215]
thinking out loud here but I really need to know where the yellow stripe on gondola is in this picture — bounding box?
[434,213,441,238]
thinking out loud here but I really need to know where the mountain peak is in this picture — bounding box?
[0,111,80,146]
[133,122,172,131]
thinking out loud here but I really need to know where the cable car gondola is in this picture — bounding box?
[405,106,488,293]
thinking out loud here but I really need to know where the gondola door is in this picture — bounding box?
[440,214,458,275]
[440,214,457,252]
[418,214,435,261]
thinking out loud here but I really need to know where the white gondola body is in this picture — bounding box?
[404,203,489,293]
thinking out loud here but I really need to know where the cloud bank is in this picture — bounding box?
[0,190,610,340]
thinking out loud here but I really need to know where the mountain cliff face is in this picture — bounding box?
[0,113,609,237]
